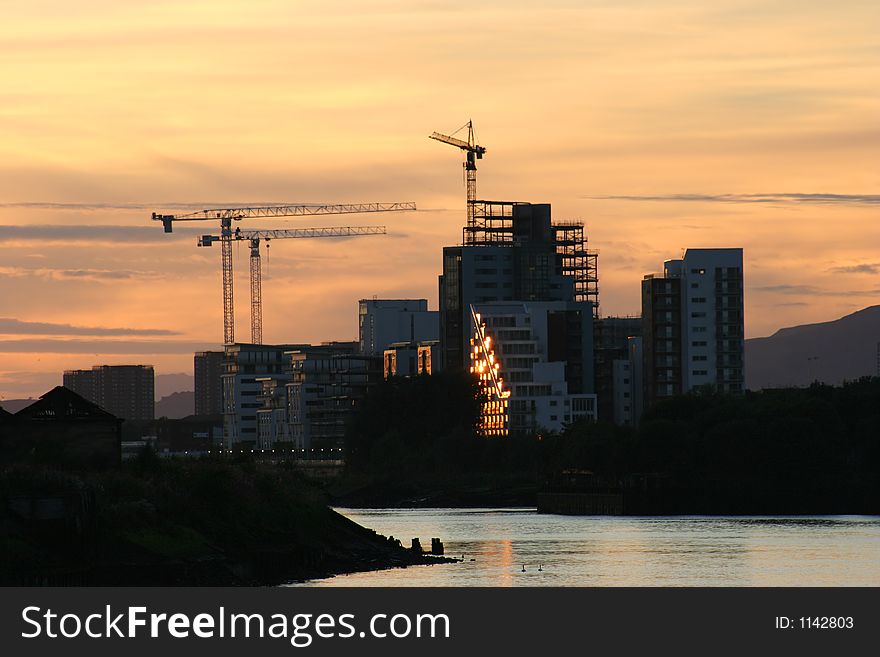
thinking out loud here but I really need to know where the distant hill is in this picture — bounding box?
[156,373,193,399]
[746,306,880,390]
[155,391,195,419]
[0,398,38,414]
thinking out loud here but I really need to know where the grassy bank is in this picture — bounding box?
[0,455,450,586]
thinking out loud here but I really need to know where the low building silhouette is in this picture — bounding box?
[0,386,122,468]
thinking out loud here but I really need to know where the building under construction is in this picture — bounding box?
[460,200,598,306]
[439,202,598,372]
[431,121,600,435]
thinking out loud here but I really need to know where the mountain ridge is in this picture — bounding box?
[745,305,880,389]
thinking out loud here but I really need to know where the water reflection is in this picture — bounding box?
[289,509,880,587]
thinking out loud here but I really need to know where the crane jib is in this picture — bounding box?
[151,202,413,345]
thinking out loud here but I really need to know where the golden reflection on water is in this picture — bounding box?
[478,539,515,587]
[290,510,880,587]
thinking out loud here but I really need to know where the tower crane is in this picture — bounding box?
[152,202,416,345]
[429,120,486,235]
[199,225,387,345]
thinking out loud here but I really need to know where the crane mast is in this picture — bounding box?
[199,226,389,344]
[249,238,262,345]
[429,120,486,242]
[153,203,413,345]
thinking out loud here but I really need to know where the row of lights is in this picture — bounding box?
[205,447,345,454]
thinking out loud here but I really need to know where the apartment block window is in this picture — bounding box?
[692,341,707,347]
[692,370,708,376]
[692,355,707,361]
[691,268,706,274]
[691,297,706,303]
[691,283,699,289]
[691,312,706,318]
[693,326,707,333]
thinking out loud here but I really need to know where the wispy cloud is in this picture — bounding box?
[828,263,880,274]
[0,265,164,281]
[0,339,210,354]
[0,318,178,337]
[754,284,880,296]
[0,201,288,210]
[0,225,190,245]
[589,193,880,206]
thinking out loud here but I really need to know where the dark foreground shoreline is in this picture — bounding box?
[0,459,454,586]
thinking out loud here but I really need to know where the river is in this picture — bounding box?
[294,508,880,586]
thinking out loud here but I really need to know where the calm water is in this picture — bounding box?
[296,508,880,586]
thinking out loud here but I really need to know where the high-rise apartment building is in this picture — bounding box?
[641,248,744,406]
[358,299,438,357]
[286,346,380,453]
[250,342,380,453]
[594,316,642,422]
[223,341,378,453]
[439,203,597,371]
[470,300,597,434]
[383,341,438,378]
[63,365,155,421]
[194,351,225,416]
[612,336,643,426]
[222,343,309,447]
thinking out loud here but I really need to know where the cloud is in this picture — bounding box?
[754,284,818,295]
[753,284,880,297]
[588,193,880,206]
[0,339,211,354]
[0,265,164,281]
[0,318,178,337]
[828,263,880,274]
[0,224,191,245]
[0,201,287,211]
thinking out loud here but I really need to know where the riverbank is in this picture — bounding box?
[308,508,880,587]
[328,473,538,508]
[0,458,453,586]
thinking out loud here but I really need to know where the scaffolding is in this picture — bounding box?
[463,200,599,314]
[464,199,523,246]
[552,222,600,315]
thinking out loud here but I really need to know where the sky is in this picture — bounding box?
[1,0,878,399]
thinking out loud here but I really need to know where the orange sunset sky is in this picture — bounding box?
[1,0,878,399]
